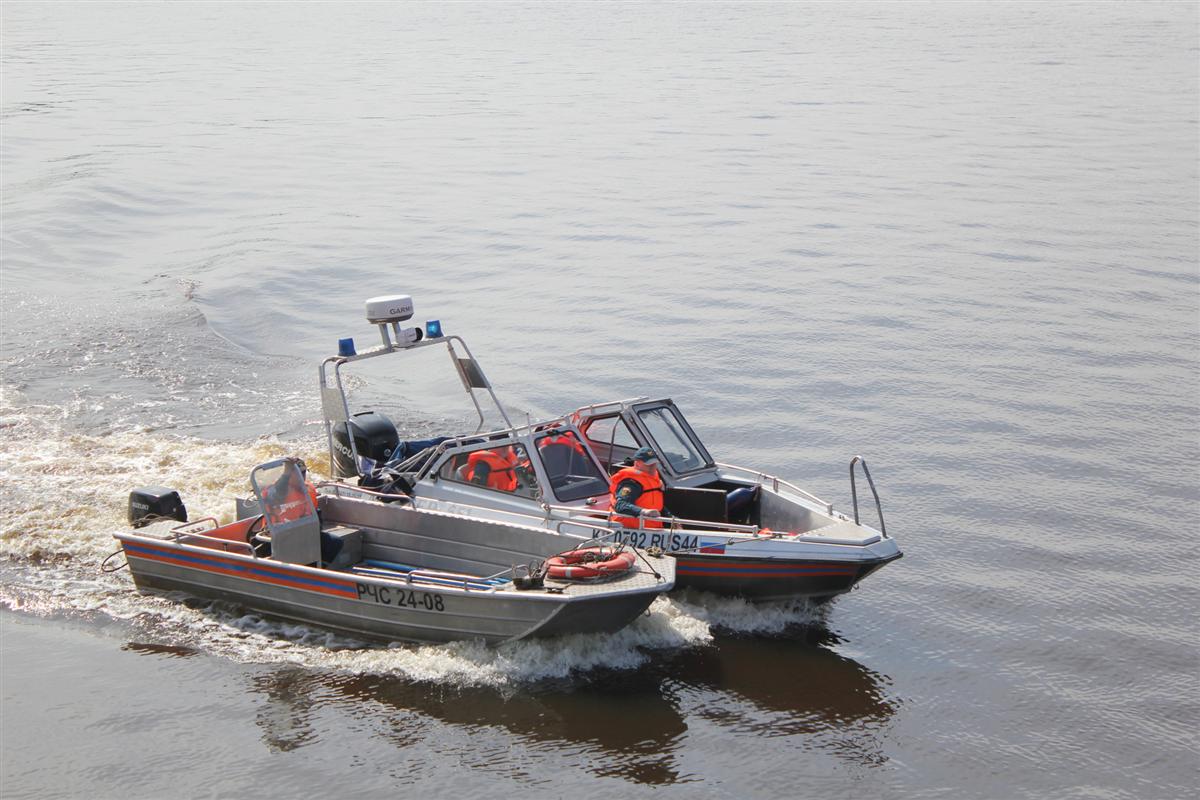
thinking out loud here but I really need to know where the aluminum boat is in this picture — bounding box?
[319,294,902,603]
[116,458,673,645]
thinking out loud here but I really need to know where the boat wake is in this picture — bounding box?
[667,588,828,636]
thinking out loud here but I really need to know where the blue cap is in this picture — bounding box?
[632,446,658,464]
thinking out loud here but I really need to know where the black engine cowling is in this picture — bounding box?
[331,411,399,477]
[128,486,188,528]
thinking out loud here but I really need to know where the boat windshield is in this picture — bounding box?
[534,430,610,502]
[635,405,713,473]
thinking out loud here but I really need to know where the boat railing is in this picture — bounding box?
[405,568,499,592]
[170,517,219,534]
[539,509,623,540]
[568,397,650,419]
[324,477,767,541]
[715,461,834,515]
[322,480,628,554]
[168,518,256,555]
[849,455,889,538]
[317,482,414,504]
[539,502,763,537]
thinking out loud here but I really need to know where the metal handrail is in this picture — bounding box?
[170,528,256,556]
[323,480,615,541]
[715,461,834,514]
[324,478,763,539]
[539,502,762,536]
[404,568,498,592]
[568,397,651,418]
[318,482,414,504]
[170,517,219,535]
[849,455,888,538]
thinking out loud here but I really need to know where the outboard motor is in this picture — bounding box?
[128,486,188,528]
[331,410,399,477]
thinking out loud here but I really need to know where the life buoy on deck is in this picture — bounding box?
[544,547,637,581]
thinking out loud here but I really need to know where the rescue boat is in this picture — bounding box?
[317,295,902,604]
[115,458,673,646]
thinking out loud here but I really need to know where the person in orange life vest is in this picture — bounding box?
[466,445,519,492]
[538,430,586,456]
[267,459,319,524]
[609,446,668,529]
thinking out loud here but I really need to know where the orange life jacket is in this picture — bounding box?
[538,433,586,456]
[270,481,318,524]
[467,448,518,492]
[609,466,664,529]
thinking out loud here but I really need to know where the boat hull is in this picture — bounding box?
[673,551,903,602]
[119,534,662,646]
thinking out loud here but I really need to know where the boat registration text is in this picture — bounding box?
[614,530,701,552]
[357,583,446,611]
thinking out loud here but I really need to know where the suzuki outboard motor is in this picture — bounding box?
[128,486,188,528]
[331,411,399,477]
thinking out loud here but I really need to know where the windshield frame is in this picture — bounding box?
[631,401,715,476]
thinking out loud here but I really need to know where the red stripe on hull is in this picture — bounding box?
[128,545,360,599]
[676,561,857,576]
[678,569,857,577]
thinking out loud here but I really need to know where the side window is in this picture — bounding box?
[438,453,472,482]
[582,416,639,449]
[581,415,640,474]
[438,444,537,498]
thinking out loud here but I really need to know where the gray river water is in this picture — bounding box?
[2,3,1197,798]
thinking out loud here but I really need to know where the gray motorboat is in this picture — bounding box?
[317,294,901,603]
[115,458,673,646]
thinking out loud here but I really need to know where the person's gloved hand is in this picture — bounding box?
[640,508,660,518]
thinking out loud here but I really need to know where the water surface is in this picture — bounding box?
[2,3,1197,798]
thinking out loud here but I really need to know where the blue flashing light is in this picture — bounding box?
[338,337,357,357]
[425,320,443,338]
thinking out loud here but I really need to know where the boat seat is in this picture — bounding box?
[251,459,323,566]
[320,525,362,569]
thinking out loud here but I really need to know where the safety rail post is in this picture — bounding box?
[849,455,888,538]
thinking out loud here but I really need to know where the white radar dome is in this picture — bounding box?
[365,294,414,324]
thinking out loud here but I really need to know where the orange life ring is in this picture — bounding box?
[545,547,637,581]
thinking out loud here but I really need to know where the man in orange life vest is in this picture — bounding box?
[610,446,668,528]
[466,445,521,492]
